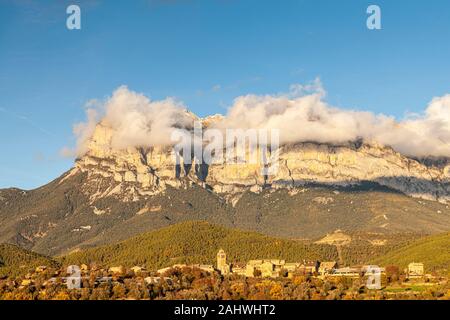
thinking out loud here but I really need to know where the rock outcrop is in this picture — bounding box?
[72,120,450,204]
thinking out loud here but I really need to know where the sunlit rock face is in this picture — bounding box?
[273,143,449,203]
[72,119,450,204]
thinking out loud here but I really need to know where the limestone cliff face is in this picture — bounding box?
[274,143,449,202]
[72,122,450,204]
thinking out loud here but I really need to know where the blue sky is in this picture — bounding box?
[0,0,449,189]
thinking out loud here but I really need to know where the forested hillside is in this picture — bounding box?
[0,244,58,277]
[60,221,339,269]
[373,232,450,272]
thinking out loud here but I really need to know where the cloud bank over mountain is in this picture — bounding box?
[65,81,450,158]
[63,86,195,157]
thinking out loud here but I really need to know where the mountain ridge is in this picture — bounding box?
[72,121,450,204]
[1,121,450,256]
[1,167,450,256]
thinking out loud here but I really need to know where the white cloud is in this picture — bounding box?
[66,82,450,158]
[215,82,450,157]
[67,86,195,157]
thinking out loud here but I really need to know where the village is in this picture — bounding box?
[2,249,432,293]
[156,249,427,281]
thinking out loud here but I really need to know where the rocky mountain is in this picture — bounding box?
[1,119,450,256]
[74,120,450,204]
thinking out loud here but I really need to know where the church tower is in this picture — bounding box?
[217,249,226,270]
[217,249,229,275]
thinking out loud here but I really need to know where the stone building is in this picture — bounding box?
[408,262,424,278]
[245,259,286,278]
[217,249,231,275]
[131,266,146,274]
[109,266,125,274]
[333,267,360,277]
[318,261,337,275]
[297,261,320,274]
[157,264,214,275]
[230,262,247,276]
